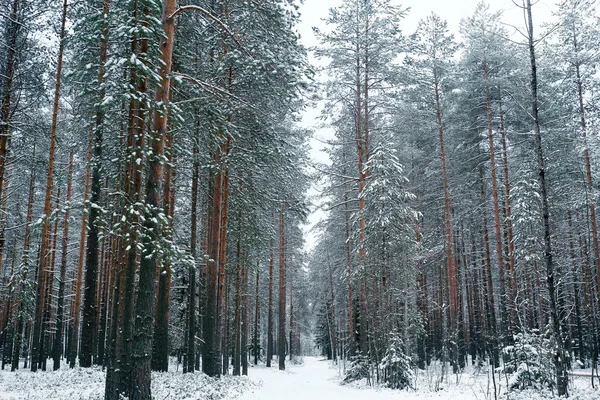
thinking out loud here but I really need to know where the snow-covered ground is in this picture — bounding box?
[0,364,255,399]
[246,357,600,400]
[0,357,598,399]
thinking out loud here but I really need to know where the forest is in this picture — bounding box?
[0,0,599,399]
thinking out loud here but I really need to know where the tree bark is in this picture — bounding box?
[479,165,498,365]
[129,0,175,396]
[30,0,68,371]
[11,147,37,371]
[483,64,509,334]
[241,261,249,376]
[233,231,242,376]
[498,98,517,319]
[0,0,21,204]
[184,119,200,374]
[266,232,274,367]
[278,211,286,371]
[434,73,456,327]
[69,130,92,368]
[525,0,568,395]
[253,266,259,365]
[80,0,112,366]
[52,152,74,370]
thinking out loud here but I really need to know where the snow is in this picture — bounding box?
[0,357,597,400]
[245,357,599,400]
[245,357,480,400]
[0,364,255,400]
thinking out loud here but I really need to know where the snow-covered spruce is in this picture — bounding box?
[500,331,557,392]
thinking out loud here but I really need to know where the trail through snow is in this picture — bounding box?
[245,357,600,400]
[247,357,471,400]
[247,357,374,400]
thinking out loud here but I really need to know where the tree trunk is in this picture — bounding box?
[233,231,242,376]
[183,119,200,374]
[129,0,175,396]
[0,0,21,203]
[105,5,147,397]
[217,138,232,376]
[203,157,222,377]
[526,1,568,395]
[498,98,517,322]
[30,0,68,371]
[567,211,585,363]
[11,148,37,371]
[241,261,249,376]
[289,263,293,361]
[69,131,93,368]
[483,64,509,337]
[344,166,355,358]
[253,266,259,365]
[267,231,274,367]
[479,165,498,365]
[328,260,337,362]
[52,152,74,370]
[278,211,286,371]
[573,41,600,326]
[434,74,456,330]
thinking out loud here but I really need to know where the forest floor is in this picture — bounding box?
[245,357,599,400]
[0,357,598,399]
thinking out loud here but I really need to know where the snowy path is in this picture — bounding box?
[246,357,388,400]
[244,357,600,400]
[245,357,442,400]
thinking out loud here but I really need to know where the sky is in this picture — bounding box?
[297,0,558,252]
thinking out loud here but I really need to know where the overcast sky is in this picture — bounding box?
[297,0,558,252]
[298,0,556,48]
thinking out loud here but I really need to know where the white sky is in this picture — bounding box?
[298,0,558,252]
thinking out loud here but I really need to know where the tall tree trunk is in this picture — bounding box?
[204,60,234,377]
[69,131,93,368]
[52,152,74,370]
[80,0,112,368]
[289,265,295,362]
[525,0,568,395]
[129,0,175,396]
[483,64,509,335]
[498,98,517,319]
[105,4,147,397]
[253,266,259,365]
[434,66,457,371]
[479,165,498,365]
[355,33,369,358]
[266,233,274,367]
[40,187,61,371]
[203,158,222,376]
[573,38,600,324]
[0,162,9,291]
[567,211,585,364]
[97,222,112,367]
[184,119,200,374]
[11,148,37,371]
[344,165,355,358]
[1,234,17,370]
[30,0,68,371]
[217,137,232,375]
[233,230,242,376]
[0,0,21,203]
[152,112,176,372]
[241,260,248,376]
[327,260,337,362]
[278,211,286,370]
